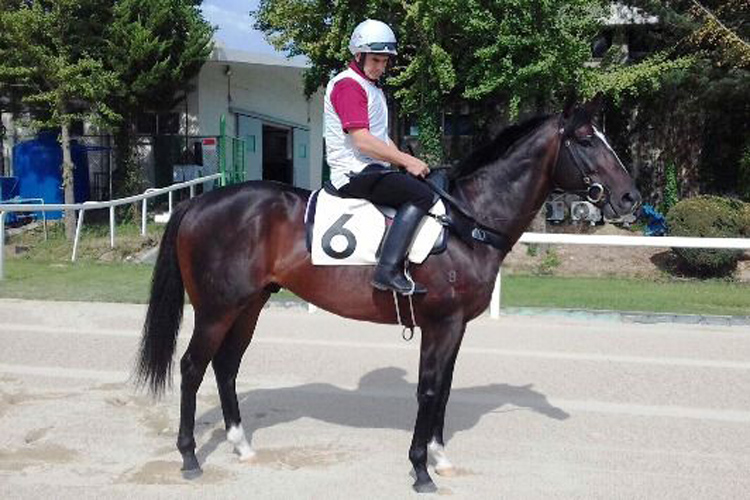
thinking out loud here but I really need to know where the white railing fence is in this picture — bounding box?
[0,173,221,279]
[308,233,750,318]
[3,185,749,316]
[488,233,750,319]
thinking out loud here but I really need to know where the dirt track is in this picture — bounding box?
[2,299,750,498]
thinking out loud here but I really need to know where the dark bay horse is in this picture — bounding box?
[136,99,640,493]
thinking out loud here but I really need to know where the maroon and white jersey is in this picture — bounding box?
[324,62,390,189]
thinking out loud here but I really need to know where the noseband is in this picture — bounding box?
[553,128,606,204]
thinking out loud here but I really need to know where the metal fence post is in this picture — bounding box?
[109,206,115,248]
[71,209,86,262]
[0,211,5,280]
[490,267,502,319]
[219,115,227,187]
[168,191,173,215]
[141,197,148,236]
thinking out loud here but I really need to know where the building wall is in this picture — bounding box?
[195,61,324,189]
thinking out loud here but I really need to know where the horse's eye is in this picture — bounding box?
[579,137,593,147]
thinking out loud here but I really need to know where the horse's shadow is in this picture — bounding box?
[194,367,569,461]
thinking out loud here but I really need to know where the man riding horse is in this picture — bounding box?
[325,19,433,295]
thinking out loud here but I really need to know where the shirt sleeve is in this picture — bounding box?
[330,78,369,132]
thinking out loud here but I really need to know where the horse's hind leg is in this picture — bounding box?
[212,292,271,462]
[177,310,239,478]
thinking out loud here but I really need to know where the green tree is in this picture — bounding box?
[103,0,214,198]
[255,0,605,164]
[0,0,118,239]
[584,1,749,199]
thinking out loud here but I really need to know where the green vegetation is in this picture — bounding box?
[667,196,748,275]
[502,275,750,317]
[0,259,155,303]
[5,219,164,262]
[3,220,748,316]
[255,0,605,162]
[1,258,748,317]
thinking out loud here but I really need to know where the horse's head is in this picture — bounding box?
[553,97,641,219]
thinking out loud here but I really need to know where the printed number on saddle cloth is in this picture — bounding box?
[308,190,446,266]
[322,214,358,259]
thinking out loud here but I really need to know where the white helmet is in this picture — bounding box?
[348,19,398,56]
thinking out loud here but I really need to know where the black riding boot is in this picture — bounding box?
[371,203,428,295]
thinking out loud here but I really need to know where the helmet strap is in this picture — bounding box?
[354,52,385,87]
[355,53,367,74]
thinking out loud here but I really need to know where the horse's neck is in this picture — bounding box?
[456,120,559,245]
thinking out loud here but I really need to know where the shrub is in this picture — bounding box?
[739,145,750,202]
[666,196,745,276]
[662,163,679,214]
[741,203,750,236]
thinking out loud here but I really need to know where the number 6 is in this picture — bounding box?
[322,214,357,259]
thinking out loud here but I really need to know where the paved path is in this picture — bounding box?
[1,299,749,499]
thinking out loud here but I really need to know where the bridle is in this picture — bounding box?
[422,116,622,252]
[552,127,607,204]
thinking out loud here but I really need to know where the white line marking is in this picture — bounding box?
[2,324,750,370]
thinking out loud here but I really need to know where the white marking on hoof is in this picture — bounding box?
[428,439,455,476]
[227,425,256,461]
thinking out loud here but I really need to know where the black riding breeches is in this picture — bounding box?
[338,164,434,212]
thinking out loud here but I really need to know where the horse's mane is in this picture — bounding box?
[451,114,552,180]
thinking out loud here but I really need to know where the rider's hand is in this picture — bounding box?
[401,155,430,178]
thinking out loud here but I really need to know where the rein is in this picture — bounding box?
[423,175,512,252]
[424,123,602,252]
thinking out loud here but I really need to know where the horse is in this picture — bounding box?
[136,98,641,493]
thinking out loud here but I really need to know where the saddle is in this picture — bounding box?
[304,170,511,266]
[305,171,449,266]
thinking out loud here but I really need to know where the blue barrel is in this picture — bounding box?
[12,130,90,219]
[0,176,19,201]
[0,176,20,224]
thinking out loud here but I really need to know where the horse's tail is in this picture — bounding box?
[136,199,192,397]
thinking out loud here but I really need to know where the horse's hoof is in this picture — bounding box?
[412,479,438,494]
[181,467,203,480]
[435,465,456,477]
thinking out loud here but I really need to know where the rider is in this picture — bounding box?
[324,19,434,295]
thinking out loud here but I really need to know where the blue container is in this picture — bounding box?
[12,131,90,219]
[0,176,19,201]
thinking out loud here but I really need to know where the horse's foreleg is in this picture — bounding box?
[428,321,467,477]
[177,313,236,478]
[409,318,465,493]
[212,293,270,462]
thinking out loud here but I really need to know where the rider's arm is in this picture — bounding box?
[350,128,430,178]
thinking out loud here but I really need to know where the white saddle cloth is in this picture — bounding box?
[306,189,445,266]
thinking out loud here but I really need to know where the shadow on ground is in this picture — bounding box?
[193,367,568,461]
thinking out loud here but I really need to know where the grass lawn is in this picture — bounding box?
[502,275,750,317]
[1,259,748,316]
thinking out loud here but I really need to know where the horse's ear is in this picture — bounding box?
[562,92,577,119]
[582,92,604,119]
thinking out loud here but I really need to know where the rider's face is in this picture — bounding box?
[359,53,390,80]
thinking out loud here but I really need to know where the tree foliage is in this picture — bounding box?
[0,0,119,239]
[593,1,749,201]
[0,0,214,213]
[102,0,214,197]
[255,0,606,163]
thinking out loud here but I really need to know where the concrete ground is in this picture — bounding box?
[1,299,750,499]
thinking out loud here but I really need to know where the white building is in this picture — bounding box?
[1,44,326,199]
[182,45,324,190]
